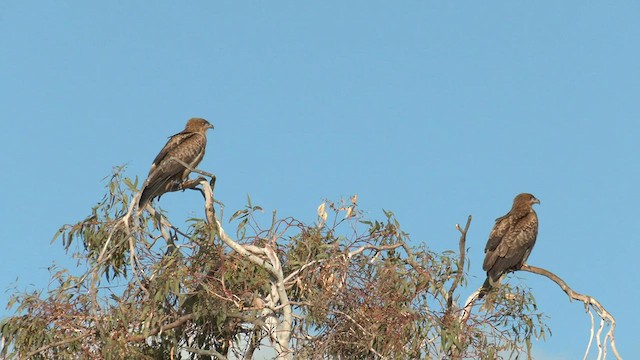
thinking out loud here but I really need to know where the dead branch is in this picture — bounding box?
[520,264,621,360]
[447,216,472,359]
[448,215,472,311]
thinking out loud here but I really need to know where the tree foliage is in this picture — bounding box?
[1,167,552,359]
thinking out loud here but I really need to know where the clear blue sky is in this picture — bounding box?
[1,2,637,358]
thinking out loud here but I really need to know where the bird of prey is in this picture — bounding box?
[138,118,214,210]
[481,193,540,293]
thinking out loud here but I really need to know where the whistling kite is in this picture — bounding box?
[482,193,540,290]
[138,118,214,209]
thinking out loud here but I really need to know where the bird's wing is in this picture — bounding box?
[148,131,194,174]
[139,132,207,208]
[485,214,513,252]
[486,212,538,273]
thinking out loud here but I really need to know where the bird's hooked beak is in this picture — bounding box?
[208,123,215,130]
[532,197,541,205]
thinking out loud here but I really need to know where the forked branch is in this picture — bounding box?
[520,264,621,360]
[199,179,293,359]
[448,215,472,311]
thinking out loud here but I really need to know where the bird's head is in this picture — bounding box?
[185,118,214,132]
[513,193,540,209]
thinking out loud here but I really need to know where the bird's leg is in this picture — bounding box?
[161,180,186,194]
[180,177,208,191]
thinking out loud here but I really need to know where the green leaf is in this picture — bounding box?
[51,226,66,244]
[230,209,247,222]
[123,177,136,192]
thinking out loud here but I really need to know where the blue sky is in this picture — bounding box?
[1,2,637,358]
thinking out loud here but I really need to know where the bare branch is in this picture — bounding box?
[459,289,480,324]
[596,318,605,360]
[447,216,472,360]
[584,309,595,360]
[521,264,621,360]
[448,215,472,310]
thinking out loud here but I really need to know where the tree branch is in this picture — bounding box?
[199,179,293,359]
[168,157,216,179]
[347,243,404,259]
[127,314,194,342]
[134,158,219,214]
[24,330,96,358]
[447,215,472,311]
[243,326,262,360]
[520,264,621,360]
[447,216,472,359]
[181,345,227,360]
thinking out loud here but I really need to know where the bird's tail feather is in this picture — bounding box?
[138,186,154,210]
[138,178,170,210]
[478,277,492,299]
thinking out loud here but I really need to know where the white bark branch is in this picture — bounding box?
[458,261,621,360]
[520,264,621,360]
[199,179,293,359]
[584,308,595,360]
[347,243,404,258]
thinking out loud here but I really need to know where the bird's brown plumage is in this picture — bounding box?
[138,118,214,209]
[482,193,540,288]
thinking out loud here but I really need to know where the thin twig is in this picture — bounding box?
[448,215,472,310]
[347,243,404,258]
[24,330,96,358]
[180,345,227,360]
[127,314,194,342]
[283,258,329,284]
[447,215,472,359]
[243,326,262,360]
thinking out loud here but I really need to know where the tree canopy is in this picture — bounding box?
[0,167,618,359]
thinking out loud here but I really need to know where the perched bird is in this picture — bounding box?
[481,193,540,294]
[138,118,214,210]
